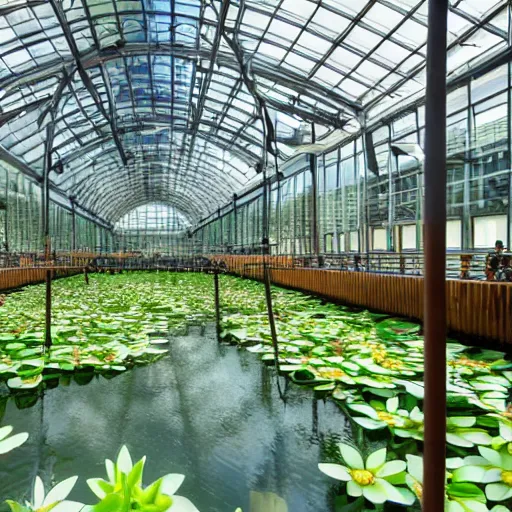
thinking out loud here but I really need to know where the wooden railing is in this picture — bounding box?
[0,267,81,291]
[211,255,512,344]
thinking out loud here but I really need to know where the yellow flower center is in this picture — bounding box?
[318,368,345,379]
[413,482,423,499]
[381,359,403,370]
[452,357,488,369]
[502,471,512,486]
[377,411,396,426]
[351,469,375,486]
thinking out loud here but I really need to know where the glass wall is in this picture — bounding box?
[0,159,108,255]
[193,63,512,258]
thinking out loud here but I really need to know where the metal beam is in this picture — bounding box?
[363,0,507,111]
[0,45,352,119]
[423,1,448,511]
[189,0,231,138]
[54,120,262,167]
[48,0,128,166]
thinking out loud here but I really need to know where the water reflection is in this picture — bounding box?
[0,326,349,512]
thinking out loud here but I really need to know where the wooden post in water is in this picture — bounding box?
[45,270,52,350]
[214,269,221,342]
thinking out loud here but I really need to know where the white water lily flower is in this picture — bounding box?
[0,425,29,455]
[348,399,491,447]
[318,442,414,505]
[453,446,512,502]
[6,475,84,512]
[407,455,488,512]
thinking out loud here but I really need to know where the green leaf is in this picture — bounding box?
[92,493,125,512]
[5,501,31,512]
[447,483,487,503]
[334,496,365,512]
[127,458,146,490]
[141,477,163,504]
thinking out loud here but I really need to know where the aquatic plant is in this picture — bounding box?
[2,437,245,512]
[347,398,493,447]
[318,442,414,506]
[453,446,512,503]
[405,455,489,511]
[6,476,84,512]
[86,445,199,512]
[4,274,512,510]
[0,425,29,454]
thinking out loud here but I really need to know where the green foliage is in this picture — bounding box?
[86,446,198,512]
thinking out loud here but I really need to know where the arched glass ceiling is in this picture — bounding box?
[0,0,508,225]
[115,203,191,232]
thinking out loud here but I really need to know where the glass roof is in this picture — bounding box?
[0,0,508,224]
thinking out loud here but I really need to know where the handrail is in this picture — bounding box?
[0,250,511,281]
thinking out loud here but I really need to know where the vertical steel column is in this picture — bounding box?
[505,3,512,251]
[42,122,55,351]
[360,121,371,269]
[71,201,76,253]
[3,168,8,252]
[276,172,282,253]
[462,82,473,250]
[387,126,394,251]
[218,208,223,253]
[423,1,448,511]
[42,124,53,261]
[311,153,320,259]
[310,123,320,260]
[233,194,238,250]
[415,109,424,251]
[214,269,221,341]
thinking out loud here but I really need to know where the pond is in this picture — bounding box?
[0,326,346,512]
[1,273,512,512]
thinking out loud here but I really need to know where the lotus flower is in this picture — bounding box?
[6,476,83,512]
[87,445,199,511]
[318,442,414,505]
[0,426,29,455]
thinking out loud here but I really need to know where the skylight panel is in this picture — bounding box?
[295,32,331,59]
[310,7,351,40]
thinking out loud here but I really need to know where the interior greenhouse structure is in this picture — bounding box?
[2,0,512,511]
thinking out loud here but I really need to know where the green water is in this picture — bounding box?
[0,326,346,512]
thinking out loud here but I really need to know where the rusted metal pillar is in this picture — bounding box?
[423,1,448,511]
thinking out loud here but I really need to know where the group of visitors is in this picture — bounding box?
[485,240,512,281]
